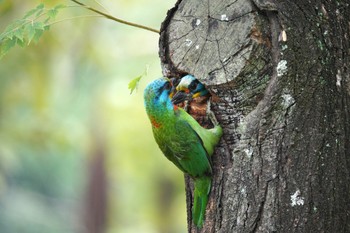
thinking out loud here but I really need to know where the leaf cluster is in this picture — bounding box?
[0,3,65,59]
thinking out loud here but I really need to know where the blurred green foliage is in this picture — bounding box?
[0,1,186,232]
[0,3,65,58]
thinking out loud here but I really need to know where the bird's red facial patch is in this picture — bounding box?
[173,104,178,111]
[150,116,162,128]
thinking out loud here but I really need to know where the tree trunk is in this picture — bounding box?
[159,0,350,232]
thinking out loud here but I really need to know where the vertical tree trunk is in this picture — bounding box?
[159,0,350,232]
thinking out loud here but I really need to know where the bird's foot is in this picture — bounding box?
[206,99,219,126]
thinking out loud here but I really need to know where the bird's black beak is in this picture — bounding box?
[171,91,191,105]
[169,78,179,99]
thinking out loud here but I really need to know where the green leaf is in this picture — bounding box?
[26,22,45,44]
[13,28,24,42]
[47,4,65,19]
[23,3,44,19]
[0,20,19,40]
[26,24,36,44]
[34,21,45,30]
[32,29,45,43]
[0,38,16,58]
[16,38,26,47]
[128,76,142,94]
[47,9,57,19]
[35,3,45,17]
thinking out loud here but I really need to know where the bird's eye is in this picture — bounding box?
[188,80,198,91]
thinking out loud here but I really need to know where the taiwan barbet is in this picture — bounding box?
[144,77,222,228]
[172,75,216,127]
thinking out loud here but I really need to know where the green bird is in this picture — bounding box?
[172,75,216,127]
[144,77,223,228]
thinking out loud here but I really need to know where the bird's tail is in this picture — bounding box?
[193,176,211,228]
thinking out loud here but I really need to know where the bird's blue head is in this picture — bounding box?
[172,75,209,104]
[144,78,174,116]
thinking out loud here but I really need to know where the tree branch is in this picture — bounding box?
[70,0,160,34]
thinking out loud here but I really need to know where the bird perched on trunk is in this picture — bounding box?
[172,75,215,128]
[144,77,222,228]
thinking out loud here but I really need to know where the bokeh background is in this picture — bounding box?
[0,0,187,232]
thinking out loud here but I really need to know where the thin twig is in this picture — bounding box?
[70,0,160,34]
[48,15,103,26]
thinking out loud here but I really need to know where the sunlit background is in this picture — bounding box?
[0,0,187,232]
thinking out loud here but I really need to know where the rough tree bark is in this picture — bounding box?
[159,0,350,232]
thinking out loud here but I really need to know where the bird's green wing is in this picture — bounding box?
[177,108,222,156]
[152,116,212,177]
[170,119,212,178]
[153,129,188,173]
